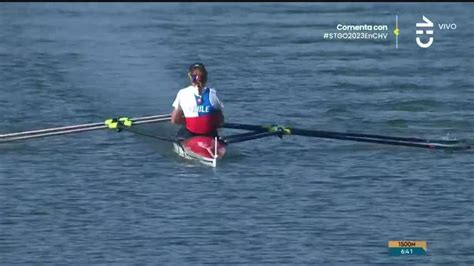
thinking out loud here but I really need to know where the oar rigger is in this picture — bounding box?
[268,125,292,139]
[104,117,133,132]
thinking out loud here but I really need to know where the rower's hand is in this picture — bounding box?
[216,110,224,127]
[171,108,185,124]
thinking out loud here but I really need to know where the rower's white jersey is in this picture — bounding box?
[172,85,224,134]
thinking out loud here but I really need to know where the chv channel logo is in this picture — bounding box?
[416,16,457,48]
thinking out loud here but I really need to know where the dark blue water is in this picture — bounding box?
[1,3,473,264]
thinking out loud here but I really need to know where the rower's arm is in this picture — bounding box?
[216,109,224,127]
[171,107,185,124]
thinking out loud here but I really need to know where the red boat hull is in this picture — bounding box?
[174,136,227,166]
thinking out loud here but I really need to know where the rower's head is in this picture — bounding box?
[188,62,207,87]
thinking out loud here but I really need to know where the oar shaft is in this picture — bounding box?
[223,123,459,144]
[0,122,103,138]
[223,131,280,144]
[0,116,171,143]
[321,134,468,150]
[0,125,106,142]
[130,117,171,126]
[290,128,458,144]
[222,123,266,132]
[291,128,470,150]
[0,114,170,139]
[222,123,470,150]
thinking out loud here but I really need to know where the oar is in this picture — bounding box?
[222,123,460,144]
[223,130,283,144]
[222,123,471,150]
[0,114,171,143]
[0,114,170,138]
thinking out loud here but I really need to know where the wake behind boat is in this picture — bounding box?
[0,114,471,167]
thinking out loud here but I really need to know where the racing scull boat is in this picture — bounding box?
[0,114,470,167]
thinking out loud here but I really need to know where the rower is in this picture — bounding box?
[171,63,224,139]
